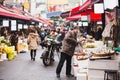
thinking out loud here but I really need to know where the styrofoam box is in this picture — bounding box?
[72,67,79,77]
[78,59,89,69]
[88,60,119,70]
[88,69,104,78]
[72,55,79,77]
[1,53,7,60]
[88,76,104,80]
[77,73,87,80]
[78,68,88,73]
[72,55,78,65]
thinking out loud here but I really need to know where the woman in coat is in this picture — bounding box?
[27,30,40,61]
[56,27,79,78]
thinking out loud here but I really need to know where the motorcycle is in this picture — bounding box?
[40,38,58,66]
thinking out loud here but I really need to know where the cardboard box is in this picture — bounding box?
[73,67,79,77]
[17,43,24,53]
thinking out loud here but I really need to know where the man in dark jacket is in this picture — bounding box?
[56,27,79,78]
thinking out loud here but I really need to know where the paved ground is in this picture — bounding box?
[0,46,76,80]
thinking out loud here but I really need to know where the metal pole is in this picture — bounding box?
[118,0,120,8]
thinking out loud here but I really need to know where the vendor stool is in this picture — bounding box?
[104,70,118,80]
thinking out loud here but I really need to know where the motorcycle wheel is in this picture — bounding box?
[42,51,52,66]
[43,58,52,66]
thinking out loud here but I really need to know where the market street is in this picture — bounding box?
[0,46,76,80]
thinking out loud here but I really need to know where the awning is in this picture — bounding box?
[70,6,81,16]
[60,11,70,18]
[79,0,101,11]
[47,11,62,18]
[90,12,102,22]
[0,7,30,20]
[66,11,102,22]
[31,17,41,22]
[60,6,81,18]
[14,13,30,20]
[66,14,81,20]
[61,0,101,19]
[66,12,87,21]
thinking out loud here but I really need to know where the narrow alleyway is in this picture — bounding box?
[0,46,76,80]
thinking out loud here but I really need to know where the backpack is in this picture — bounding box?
[40,31,46,38]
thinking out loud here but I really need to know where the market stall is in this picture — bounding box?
[17,37,28,53]
[0,37,16,61]
[72,37,120,80]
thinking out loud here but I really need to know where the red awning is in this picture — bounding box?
[66,14,81,20]
[67,0,102,21]
[14,13,30,20]
[66,12,88,21]
[70,6,81,16]
[69,0,93,16]
[90,12,102,22]
[71,6,80,13]
[0,7,30,20]
[31,17,41,22]
[60,6,81,18]
[0,7,15,17]
[66,11,102,22]
[79,0,101,11]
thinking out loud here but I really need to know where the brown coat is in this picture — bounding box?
[61,31,77,56]
[27,33,40,50]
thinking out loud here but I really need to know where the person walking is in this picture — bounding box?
[56,27,79,78]
[27,30,40,61]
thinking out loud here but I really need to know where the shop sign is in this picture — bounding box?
[23,1,30,11]
[81,16,88,21]
[78,21,82,26]
[39,23,43,26]
[94,3,104,13]
[11,20,17,31]
[82,22,88,26]
[18,24,23,29]
[73,22,77,27]
[48,4,68,12]
[31,21,35,25]
[3,20,9,27]
[44,24,48,27]
[23,25,28,29]
[104,0,118,10]
[97,21,102,24]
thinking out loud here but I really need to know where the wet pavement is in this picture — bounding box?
[0,46,76,80]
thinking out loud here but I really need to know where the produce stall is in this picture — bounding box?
[72,39,120,80]
[0,37,16,61]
